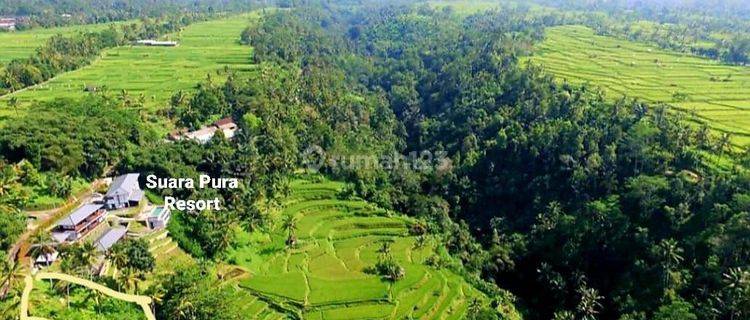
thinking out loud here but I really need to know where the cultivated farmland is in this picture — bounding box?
[226,177,494,319]
[0,21,131,64]
[1,13,257,120]
[528,25,750,146]
[428,0,501,14]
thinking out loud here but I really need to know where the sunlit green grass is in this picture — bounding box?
[230,177,488,319]
[1,13,258,126]
[0,21,134,64]
[529,25,750,146]
[428,0,501,14]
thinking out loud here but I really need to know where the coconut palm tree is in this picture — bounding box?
[378,241,392,256]
[283,215,298,247]
[118,267,145,294]
[411,235,432,263]
[29,232,56,267]
[576,285,603,320]
[61,242,99,279]
[716,133,733,157]
[723,267,750,320]
[0,287,21,318]
[0,259,25,299]
[79,242,99,278]
[118,267,137,293]
[107,246,128,276]
[53,278,72,308]
[655,239,684,291]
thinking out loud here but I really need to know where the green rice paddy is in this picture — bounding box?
[428,0,501,14]
[0,21,132,64]
[1,13,258,122]
[529,25,750,146]
[226,177,489,319]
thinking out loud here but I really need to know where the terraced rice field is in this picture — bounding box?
[1,13,257,121]
[142,228,287,319]
[0,21,133,64]
[428,0,501,14]
[135,228,199,280]
[226,178,487,319]
[529,25,750,146]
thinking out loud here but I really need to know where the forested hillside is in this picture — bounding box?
[236,4,750,319]
[0,0,268,29]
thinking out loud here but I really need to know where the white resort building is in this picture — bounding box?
[135,39,178,46]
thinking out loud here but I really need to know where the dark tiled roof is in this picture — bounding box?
[58,204,103,227]
[214,117,234,127]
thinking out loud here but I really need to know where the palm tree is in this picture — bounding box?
[283,215,298,247]
[576,285,603,320]
[0,162,21,198]
[723,267,750,320]
[29,232,56,267]
[171,296,195,320]
[378,241,392,256]
[88,290,104,313]
[716,133,733,157]
[0,287,21,318]
[79,242,99,277]
[61,242,99,279]
[0,259,25,299]
[695,125,711,149]
[107,246,128,276]
[118,267,139,294]
[655,239,684,291]
[412,235,432,263]
[53,279,72,308]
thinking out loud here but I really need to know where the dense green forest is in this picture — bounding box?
[234,4,750,319]
[0,0,270,29]
[0,1,749,319]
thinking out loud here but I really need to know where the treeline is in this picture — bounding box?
[0,95,150,178]
[0,0,271,30]
[241,4,750,320]
[127,58,400,259]
[0,161,28,253]
[0,13,207,95]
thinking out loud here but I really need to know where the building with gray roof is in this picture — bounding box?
[52,204,106,242]
[104,173,144,209]
[94,227,128,252]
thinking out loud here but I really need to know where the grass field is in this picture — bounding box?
[0,13,258,125]
[145,228,289,318]
[528,25,750,146]
[0,21,133,64]
[226,177,492,319]
[428,0,501,14]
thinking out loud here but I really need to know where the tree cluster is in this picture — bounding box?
[241,5,750,319]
